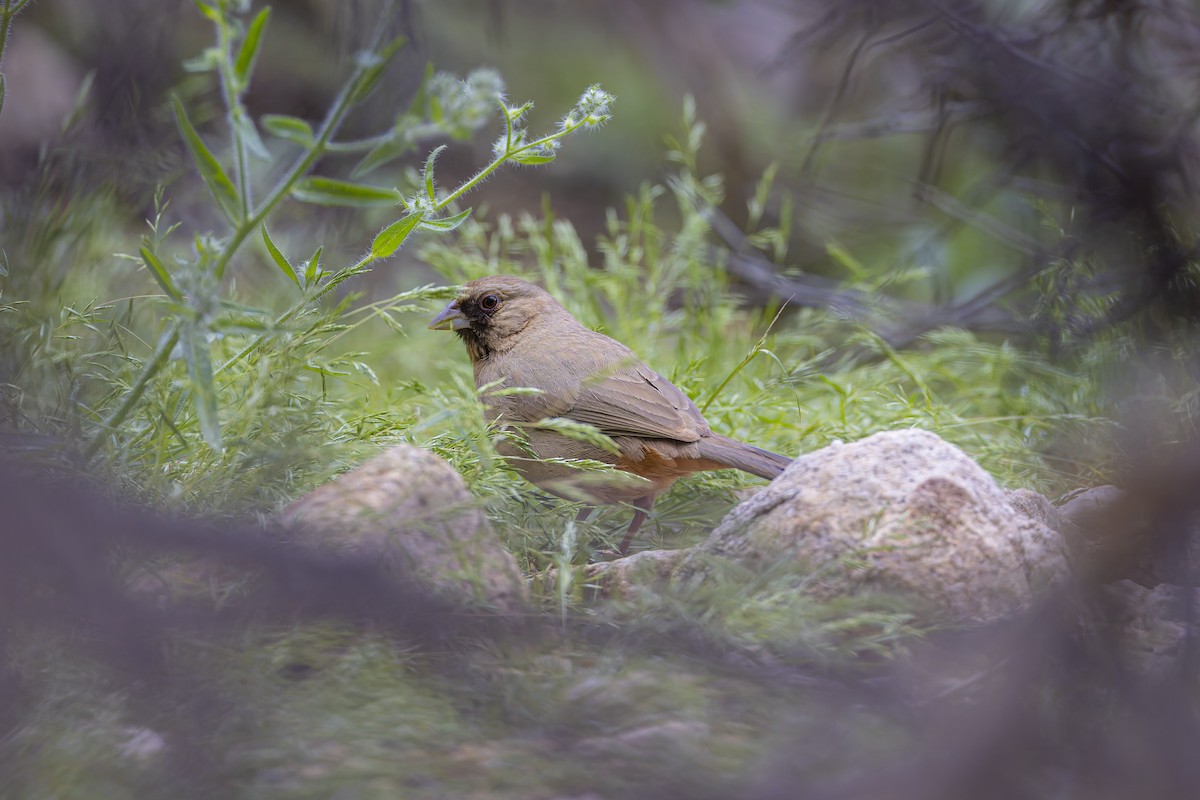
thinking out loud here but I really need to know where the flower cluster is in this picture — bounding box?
[401,194,437,215]
[428,69,506,140]
[568,84,615,129]
[485,83,615,165]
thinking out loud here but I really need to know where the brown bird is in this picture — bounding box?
[429,275,792,552]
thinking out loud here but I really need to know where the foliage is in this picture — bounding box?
[4,2,1200,798]
[2,0,613,512]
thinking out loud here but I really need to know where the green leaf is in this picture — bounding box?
[261,114,313,145]
[172,95,241,224]
[423,144,446,203]
[304,245,323,287]
[261,225,300,288]
[291,176,403,207]
[370,212,423,261]
[349,35,407,104]
[304,362,351,378]
[181,323,222,452]
[233,7,271,88]
[192,0,222,23]
[351,135,410,178]
[233,108,270,160]
[418,208,472,231]
[139,246,183,301]
[528,417,621,456]
[511,152,556,166]
[182,47,222,74]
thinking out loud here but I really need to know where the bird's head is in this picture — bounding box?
[428,275,568,360]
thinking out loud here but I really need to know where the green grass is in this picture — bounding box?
[4,4,1199,796]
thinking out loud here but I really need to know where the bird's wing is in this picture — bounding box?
[566,362,709,443]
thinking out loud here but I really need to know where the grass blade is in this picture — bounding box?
[139,246,183,301]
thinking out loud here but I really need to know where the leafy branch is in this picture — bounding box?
[86,0,613,459]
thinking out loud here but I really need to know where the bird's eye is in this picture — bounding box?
[480,294,500,312]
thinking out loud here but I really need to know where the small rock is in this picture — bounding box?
[575,720,710,757]
[583,549,689,601]
[1098,580,1198,677]
[118,727,166,760]
[1057,485,1139,572]
[1058,485,1128,531]
[281,446,527,612]
[679,429,1071,622]
[1007,489,1065,537]
[1055,484,1196,586]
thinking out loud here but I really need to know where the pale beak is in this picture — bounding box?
[428,300,471,331]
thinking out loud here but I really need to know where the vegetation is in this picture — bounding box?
[3,0,1199,797]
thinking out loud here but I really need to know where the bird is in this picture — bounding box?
[429,275,792,553]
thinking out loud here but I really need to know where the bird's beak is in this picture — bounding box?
[428,300,471,331]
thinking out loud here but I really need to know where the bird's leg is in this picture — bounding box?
[574,505,594,523]
[617,494,655,555]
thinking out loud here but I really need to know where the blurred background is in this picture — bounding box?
[7,0,1199,340]
[4,1,1200,797]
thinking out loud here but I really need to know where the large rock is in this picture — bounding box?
[281,446,527,612]
[678,429,1070,622]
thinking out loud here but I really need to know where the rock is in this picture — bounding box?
[582,549,690,601]
[678,429,1070,622]
[126,554,249,608]
[118,727,166,761]
[1057,485,1139,572]
[1007,488,1065,538]
[1055,485,1194,586]
[281,446,527,612]
[1098,580,1198,677]
[1058,485,1128,532]
[575,720,711,757]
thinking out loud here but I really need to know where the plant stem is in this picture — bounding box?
[212,17,252,220]
[325,122,444,152]
[434,120,584,211]
[84,325,181,459]
[212,60,364,281]
[213,257,373,378]
[213,120,591,379]
[0,0,34,74]
[86,25,381,458]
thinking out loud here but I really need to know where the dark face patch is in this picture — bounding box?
[444,276,570,361]
[458,291,505,329]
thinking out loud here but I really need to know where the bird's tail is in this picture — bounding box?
[696,435,792,480]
